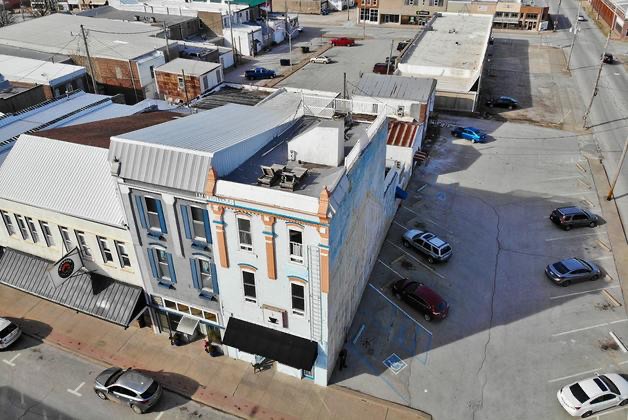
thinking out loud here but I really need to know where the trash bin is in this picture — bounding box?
[280,58,291,66]
[301,46,310,53]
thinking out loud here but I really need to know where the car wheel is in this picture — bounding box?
[591,274,599,281]
[427,256,435,264]
[561,280,571,287]
[96,391,107,400]
[620,399,628,406]
[489,103,494,108]
[394,292,401,300]
[424,313,432,321]
[508,105,513,110]
[581,411,593,418]
[402,240,410,248]
[589,221,597,228]
[131,404,143,415]
[564,225,572,231]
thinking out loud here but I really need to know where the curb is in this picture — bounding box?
[330,384,432,419]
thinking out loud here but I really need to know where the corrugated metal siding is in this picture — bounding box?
[0,134,126,227]
[387,121,419,148]
[0,248,143,326]
[355,74,435,103]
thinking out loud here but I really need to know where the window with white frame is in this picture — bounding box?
[191,207,206,241]
[198,259,212,291]
[1,211,16,236]
[39,221,54,246]
[156,249,170,280]
[115,241,131,267]
[289,229,303,263]
[59,226,72,250]
[14,215,29,240]
[145,197,162,231]
[242,270,256,302]
[291,283,305,315]
[25,217,39,243]
[75,231,93,260]
[177,76,184,90]
[97,236,114,263]
[237,217,253,251]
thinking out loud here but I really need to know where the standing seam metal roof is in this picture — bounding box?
[0,134,126,227]
[355,74,436,103]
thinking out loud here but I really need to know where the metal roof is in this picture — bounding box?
[0,134,127,227]
[0,55,86,86]
[355,74,436,103]
[78,5,197,26]
[155,58,221,76]
[0,14,169,61]
[193,86,270,110]
[387,120,419,148]
[0,248,145,327]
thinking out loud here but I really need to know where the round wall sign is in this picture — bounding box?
[58,258,75,279]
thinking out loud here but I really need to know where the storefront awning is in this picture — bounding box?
[0,248,146,327]
[176,316,199,335]
[222,317,318,371]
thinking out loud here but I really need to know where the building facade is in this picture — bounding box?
[155,58,224,104]
[357,0,448,25]
[589,0,628,38]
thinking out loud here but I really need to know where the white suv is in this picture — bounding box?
[0,317,21,349]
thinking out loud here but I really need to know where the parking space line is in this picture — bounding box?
[550,285,620,300]
[592,405,628,418]
[385,240,446,279]
[377,258,404,279]
[2,353,20,367]
[545,232,604,242]
[67,382,84,397]
[368,283,432,336]
[393,220,408,231]
[619,360,628,365]
[548,367,601,383]
[400,205,420,217]
[552,319,628,337]
[155,412,164,420]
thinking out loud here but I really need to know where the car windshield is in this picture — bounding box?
[106,369,125,386]
[553,262,569,274]
[0,323,17,339]
[435,301,447,312]
[140,381,158,399]
[599,375,620,394]
[577,259,592,271]
[569,383,589,404]
[441,245,451,254]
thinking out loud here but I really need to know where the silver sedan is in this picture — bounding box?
[545,258,602,286]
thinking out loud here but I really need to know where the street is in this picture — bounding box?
[0,334,236,420]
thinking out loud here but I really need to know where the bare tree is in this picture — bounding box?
[0,10,15,27]
[32,0,57,17]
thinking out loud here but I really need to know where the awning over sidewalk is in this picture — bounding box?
[222,317,318,371]
[0,248,146,327]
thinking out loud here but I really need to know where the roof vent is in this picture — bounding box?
[257,164,285,187]
[279,166,308,191]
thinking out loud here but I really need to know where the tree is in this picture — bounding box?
[0,10,15,27]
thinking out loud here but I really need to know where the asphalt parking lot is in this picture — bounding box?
[331,116,628,420]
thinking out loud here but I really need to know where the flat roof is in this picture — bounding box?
[155,58,221,76]
[224,116,368,198]
[0,14,170,61]
[398,13,493,93]
[193,86,271,110]
[79,5,197,26]
[111,0,250,16]
[354,74,435,103]
[0,55,85,86]
[0,44,72,63]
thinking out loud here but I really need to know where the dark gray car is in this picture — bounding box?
[545,258,602,286]
[402,229,452,263]
[94,367,162,414]
[550,206,598,230]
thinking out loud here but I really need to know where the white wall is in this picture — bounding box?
[137,53,166,89]
[0,199,142,287]
[287,121,343,167]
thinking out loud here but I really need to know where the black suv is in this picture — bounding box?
[550,207,598,230]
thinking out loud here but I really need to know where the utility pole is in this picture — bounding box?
[162,21,170,61]
[583,28,611,128]
[80,25,98,94]
[181,69,190,106]
[363,11,366,39]
[386,39,394,75]
[566,0,581,70]
[347,0,350,21]
[607,137,628,200]
[227,0,237,66]
[343,72,346,99]
[553,0,562,30]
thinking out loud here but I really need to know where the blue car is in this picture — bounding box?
[451,126,487,143]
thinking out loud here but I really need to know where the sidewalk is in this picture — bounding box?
[588,157,628,320]
[0,285,431,420]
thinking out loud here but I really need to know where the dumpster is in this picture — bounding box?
[280,58,291,66]
[301,46,310,53]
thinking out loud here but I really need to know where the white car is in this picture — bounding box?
[557,373,628,417]
[577,15,586,21]
[0,317,21,349]
[310,56,331,64]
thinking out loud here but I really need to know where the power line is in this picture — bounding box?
[83,27,163,35]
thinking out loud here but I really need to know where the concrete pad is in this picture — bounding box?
[0,285,40,318]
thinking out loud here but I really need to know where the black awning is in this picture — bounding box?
[222,317,318,371]
[0,248,146,327]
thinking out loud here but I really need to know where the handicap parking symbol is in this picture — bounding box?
[383,353,407,375]
[436,192,446,201]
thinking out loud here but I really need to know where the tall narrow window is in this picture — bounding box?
[291,283,305,315]
[242,271,256,302]
[289,229,303,263]
[142,196,167,234]
[25,217,39,243]
[191,207,208,241]
[237,217,253,251]
[97,236,114,263]
[14,215,29,240]
[59,226,72,251]
[115,241,131,267]
[75,231,93,260]
[39,221,54,246]
[1,211,16,236]
[199,259,213,292]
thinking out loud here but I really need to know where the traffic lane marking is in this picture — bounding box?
[2,353,20,367]
[550,285,620,300]
[385,240,446,279]
[552,319,628,337]
[67,381,85,397]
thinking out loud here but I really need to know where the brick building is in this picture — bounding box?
[154,58,223,104]
[589,0,628,38]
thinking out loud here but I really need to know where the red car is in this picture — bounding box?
[392,279,449,321]
[331,37,355,47]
